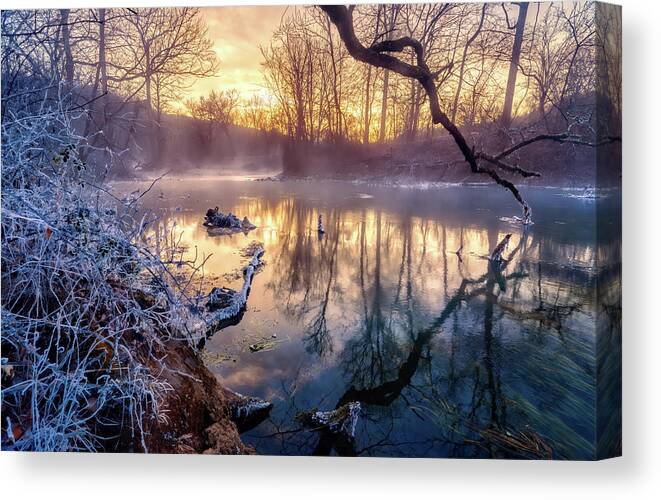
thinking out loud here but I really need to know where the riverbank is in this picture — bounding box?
[277,122,620,189]
[108,242,267,454]
[0,113,265,453]
[113,333,253,454]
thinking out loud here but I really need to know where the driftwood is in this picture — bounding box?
[203,245,265,335]
[223,388,273,433]
[297,402,361,439]
[204,207,256,235]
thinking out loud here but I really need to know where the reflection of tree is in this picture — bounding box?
[303,215,340,358]
[498,236,584,349]
[305,234,588,458]
[268,199,315,309]
[214,192,601,459]
[341,211,404,389]
[261,199,349,359]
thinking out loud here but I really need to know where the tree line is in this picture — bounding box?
[2,3,620,148]
[2,7,218,171]
[253,2,617,144]
[2,3,620,196]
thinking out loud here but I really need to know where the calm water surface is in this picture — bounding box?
[119,177,621,459]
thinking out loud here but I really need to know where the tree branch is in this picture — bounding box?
[495,132,622,160]
[475,152,541,178]
[321,5,532,219]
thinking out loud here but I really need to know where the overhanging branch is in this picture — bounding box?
[321,5,533,219]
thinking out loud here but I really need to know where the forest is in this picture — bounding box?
[1,3,621,457]
[2,4,621,187]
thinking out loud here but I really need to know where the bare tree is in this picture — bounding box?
[320,5,536,219]
[500,3,528,128]
[112,8,218,122]
[377,4,400,142]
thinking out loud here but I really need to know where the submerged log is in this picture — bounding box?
[204,245,265,335]
[489,233,511,262]
[204,207,256,235]
[297,401,361,439]
[223,388,273,433]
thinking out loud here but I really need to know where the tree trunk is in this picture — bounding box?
[406,60,416,140]
[451,5,487,123]
[295,84,305,141]
[410,84,421,140]
[60,10,74,86]
[99,9,107,95]
[145,46,152,119]
[500,3,528,128]
[363,65,372,144]
[329,36,342,140]
[378,5,397,143]
[379,69,389,142]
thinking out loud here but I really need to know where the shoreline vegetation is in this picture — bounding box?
[1,134,270,452]
[1,3,620,455]
[0,84,268,450]
[104,115,620,189]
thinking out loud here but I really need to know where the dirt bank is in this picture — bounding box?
[111,336,254,455]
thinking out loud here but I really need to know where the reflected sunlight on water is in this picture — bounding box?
[115,177,621,459]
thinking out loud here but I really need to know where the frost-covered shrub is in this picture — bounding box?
[0,85,202,452]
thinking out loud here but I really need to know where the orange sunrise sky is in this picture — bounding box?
[182,5,289,107]
[177,2,557,115]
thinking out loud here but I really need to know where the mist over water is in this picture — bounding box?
[120,177,620,459]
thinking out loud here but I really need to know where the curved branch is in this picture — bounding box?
[495,132,622,160]
[321,5,532,219]
[370,36,426,68]
[476,152,541,178]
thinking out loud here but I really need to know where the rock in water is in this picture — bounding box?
[297,402,361,439]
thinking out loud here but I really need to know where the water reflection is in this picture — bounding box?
[121,178,620,459]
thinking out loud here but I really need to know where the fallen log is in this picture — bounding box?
[223,388,273,433]
[204,207,256,235]
[204,245,265,335]
[297,401,361,439]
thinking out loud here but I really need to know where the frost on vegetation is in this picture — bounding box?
[225,389,273,432]
[297,402,361,439]
[0,85,211,452]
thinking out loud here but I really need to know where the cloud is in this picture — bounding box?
[184,6,288,102]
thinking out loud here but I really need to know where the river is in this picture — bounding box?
[117,176,621,459]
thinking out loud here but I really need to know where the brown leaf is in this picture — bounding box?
[12,425,24,441]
